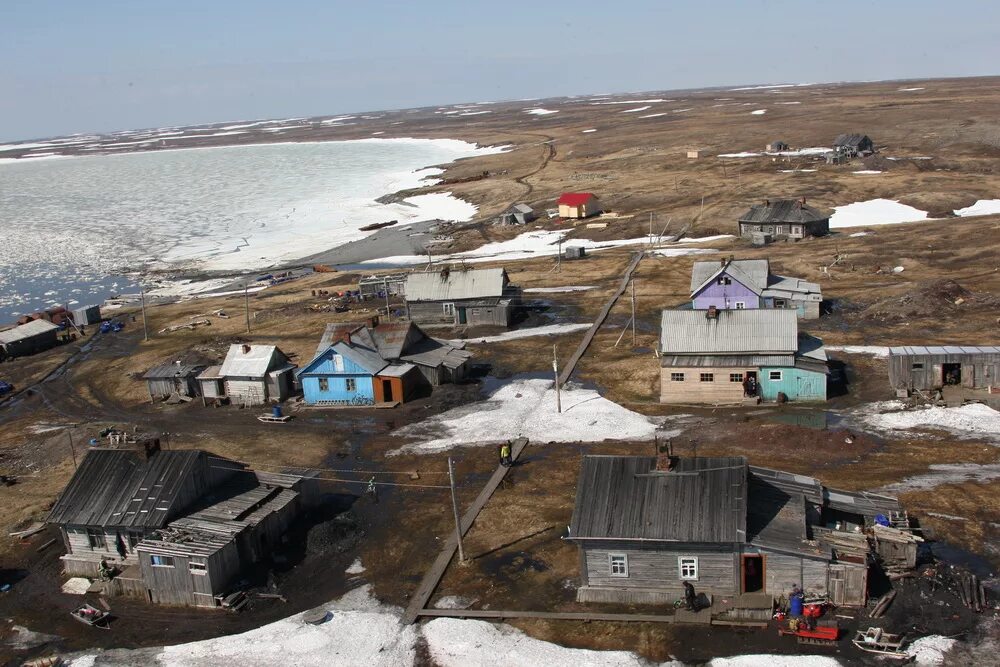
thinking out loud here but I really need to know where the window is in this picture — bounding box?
[189,561,207,575]
[717,276,732,285]
[730,373,744,383]
[126,530,144,550]
[679,557,699,580]
[774,299,787,308]
[332,355,344,372]
[345,378,357,392]
[911,362,925,370]
[734,301,746,309]
[86,528,107,550]
[670,372,685,382]
[768,370,783,381]
[150,555,174,568]
[442,302,455,317]
[609,554,628,577]
[699,373,714,382]
[318,378,329,392]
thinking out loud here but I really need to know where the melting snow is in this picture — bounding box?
[524,108,559,116]
[638,113,668,118]
[829,199,929,229]
[899,87,926,92]
[824,345,890,357]
[621,106,652,113]
[863,402,1000,441]
[906,635,956,665]
[582,129,597,133]
[750,109,767,115]
[954,199,1000,217]
[456,323,591,344]
[852,170,882,175]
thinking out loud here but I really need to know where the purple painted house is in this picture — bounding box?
[690,259,822,319]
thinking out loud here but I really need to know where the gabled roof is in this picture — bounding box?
[834,133,871,147]
[661,309,799,355]
[738,200,829,224]
[143,363,203,380]
[763,275,822,301]
[332,340,388,375]
[569,456,748,543]
[888,345,1000,356]
[558,192,597,206]
[0,319,60,344]
[219,344,288,378]
[511,203,534,214]
[47,449,231,528]
[405,268,508,301]
[690,259,770,296]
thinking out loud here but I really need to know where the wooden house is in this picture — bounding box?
[495,203,537,226]
[216,344,296,406]
[686,149,706,159]
[888,345,1000,394]
[833,133,874,157]
[358,273,407,298]
[404,267,520,327]
[690,258,822,319]
[296,320,470,406]
[72,304,102,327]
[738,199,830,240]
[568,454,903,607]
[0,319,60,359]
[766,140,789,152]
[142,362,204,402]
[557,192,600,219]
[659,309,828,404]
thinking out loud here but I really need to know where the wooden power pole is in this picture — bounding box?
[244,283,251,334]
[139,287,149,342]
[630,278,637,347]
[448,457,465,562]
[553,343,561,413]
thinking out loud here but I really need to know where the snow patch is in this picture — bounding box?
[829,199,929,229]
[899,87,926,92]
[954,199,1000,217]
[621,106,651,113]
[824,345,889,357]
[345,558,365,574]
[638,113,668,118]
[523,286,598,293]
[750,109,766,115]
[852,170,882,175]
[61,577,93,594]
[524,108,559,116]
[863,402,1000,441]
[582,129,597,133]
[456,323,591,344]
[906,634,957,665]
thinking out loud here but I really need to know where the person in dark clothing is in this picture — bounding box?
[742,377,751,397]
[683,581,696,611]
[115,533,128,560]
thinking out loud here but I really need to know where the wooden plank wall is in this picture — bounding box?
[582,542,737,598]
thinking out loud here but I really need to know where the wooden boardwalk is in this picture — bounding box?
[401,437,529,625]
[557,251,643,386]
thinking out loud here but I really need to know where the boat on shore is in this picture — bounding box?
[358,220,398,232]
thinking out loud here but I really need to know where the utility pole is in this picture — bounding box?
[244,283,251,334]
[648,212,653,245]
[700,195,705,219]
[383,279,392,322]
[630,279,637,347]
[552,343,561,413]
[67,430,78,470]
[557,238,562,273]
[448,457,465,563]
[139,287,149,342]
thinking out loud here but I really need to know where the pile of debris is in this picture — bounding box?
[858,279,999,322]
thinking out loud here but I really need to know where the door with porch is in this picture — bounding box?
[742,554,765,593]
[381,379,394,402]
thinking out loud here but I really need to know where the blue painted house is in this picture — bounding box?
[297,320,471,406]
[690,259,822,319]
[659,308,828,405]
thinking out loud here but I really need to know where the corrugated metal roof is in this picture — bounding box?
[0,319,60,344]
[834,133,871,148]
[47,449,215,528]
[332,340,388,375]
[219,344,287,378]
[763,274,822,301]
[379,363,416,378]
[661,309,799,355]
[558,192,597,206]
[569,456,748,543]
[738,200,829,224]
[405,268,508,301]
[661,354,794,368]
[143,363,203,380]
[512,203,533,214]
[690,259,770,295]
[888,346,1000,356]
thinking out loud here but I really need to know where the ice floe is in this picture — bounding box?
[639,113,668,118]
[829,199,929,229]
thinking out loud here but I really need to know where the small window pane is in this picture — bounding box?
[150,555,174,567]
[86,528,107,549]
[609,554,628,577]
[189,561,207,574]
[729,373,743,383]
[734,302,745,309]
[345,378,356,392]
[911,363,924,370]
[768,371,782,381]
[679,557,698,580]
[318,378,329,392]
[699,373,714,382]
[670,372,685,382]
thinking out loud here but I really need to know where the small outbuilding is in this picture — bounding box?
[72,305,102,327]
[495,203,537,226]
[557,193,600,219]
[888,345,1000,394]
[358,273,407,298]
[686,149,706,159]
[0,319,61,359]
[738,199,830,240]
[833,134,874,157]
[217,344,296,406]
[766,141,789,152]
[143,363,204,402]
[404,267,520,327]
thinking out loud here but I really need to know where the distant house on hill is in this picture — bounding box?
[737,199,830,240]
[0,319,61,359]
[690,258,823,319]
[404,267,520,327]
[495,203,537,226]
[766,140,789,152]
[557,193,600,219]
[659,308,828,404]
[833,134,874,157]
[296,319,470,406]
[567,454,907,607]
[214,344,297,406]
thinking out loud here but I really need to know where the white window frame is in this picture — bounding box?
[332,355,345,372]
[345,378,357,392]
[150,555,175,568]
[442,302,455,317]
[774,298,787,308]
[734,301,746,309]
[609,554,629,578]
[768,370,783,381]
[189,561,207,575]
[678,556,699,581]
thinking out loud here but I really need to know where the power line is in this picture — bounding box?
[207,463,452,490]
[211,456,450,477]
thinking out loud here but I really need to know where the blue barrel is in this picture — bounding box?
[272,405,282,418]
[790,593,804,616]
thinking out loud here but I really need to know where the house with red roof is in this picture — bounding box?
[557,192,600,219]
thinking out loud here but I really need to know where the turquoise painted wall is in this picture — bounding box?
[759,366,827,401]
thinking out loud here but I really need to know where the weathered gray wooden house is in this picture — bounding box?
[738,199,830,240]
[0,319,60,359]
[216,344,297,406]
[495,203,537,226]
[568,455,902,607]
[47,439,317,607]
[358,273,407,298]
[888,345,1000,394]
[766,140,789,152]
[833,133,874,157]
[142,362,204,401]
[404,267,520,327]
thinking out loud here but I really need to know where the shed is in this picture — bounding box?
[766,141,789,152]
[404,267,520,327]
[887,345,1000,394]
[358,273,407,298]
[686,149,706,159]
[558,193,600,219]
[568,455,898,606]
[495,203,537,226]
[217,344,296,406]
[564,246,587,260]
[833,134,874,156]
[0,319,61,359]
[197,366,224,404]
[738,199,830,240]
[72,304,102,326]
[143,363,204,401]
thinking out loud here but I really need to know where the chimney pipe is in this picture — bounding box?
[241,344,251,354]
[707,305,718,319]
